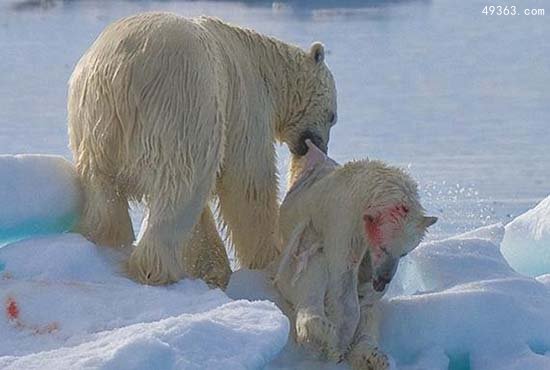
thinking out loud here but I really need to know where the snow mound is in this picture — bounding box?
[229,223,550,370]
[0,301,287,370]
[378,225,550,370]
[0,234,289,369]
[501,195,550,276]
[227,270,349,370]
[0,155,81,246]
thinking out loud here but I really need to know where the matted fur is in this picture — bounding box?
[68,12,337,285]
[275,145,436,369]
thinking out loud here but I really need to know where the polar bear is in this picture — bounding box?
[67,12,337,285]
[275,141,437,369]
[183,208,232,288]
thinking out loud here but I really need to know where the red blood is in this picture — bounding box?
[364,203,409,261]
[6,297,19,320]
[5,296,58,334]
[387,204,409,222]
[363,214,382,247]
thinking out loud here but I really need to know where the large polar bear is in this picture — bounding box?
[67,12,337,285]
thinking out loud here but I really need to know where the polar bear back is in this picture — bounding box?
[68,13,228,194]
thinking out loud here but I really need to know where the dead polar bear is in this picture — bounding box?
[67,12,337,285]
[275,141,437,369]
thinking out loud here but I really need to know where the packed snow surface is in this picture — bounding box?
[377,224,550,370]
[1,1,548,369]
[0,234,289,370]
[228,222,550,370]
[0,155,81,245]
[1,172,550,369]
[501,195,550,276]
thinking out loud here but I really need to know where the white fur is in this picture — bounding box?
[275,148,435,368]
[67,12,337,285]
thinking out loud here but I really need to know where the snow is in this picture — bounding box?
[14,216,548,370]
[1,163,549,370]
[377,225,550,370]
[226,270,350,370]
[227,222,550,370]
[0,155,81,246]
[0,1,549,369]
[0,234,289,370]
[501,195,550,277]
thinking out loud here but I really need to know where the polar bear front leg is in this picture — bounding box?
[288,252,343,361]
[347,307,393,370]
[217,145,280,269]
[184,207,232,289]
[295,307,342,362]
[348,341,392,370]
[324,266,362,354]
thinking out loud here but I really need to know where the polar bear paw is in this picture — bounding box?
[349,344,393,370]
[295,311,343,361]
[126,239,184,285]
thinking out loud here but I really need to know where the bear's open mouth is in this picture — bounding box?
[372,277,391,292]
[292,130,326,156]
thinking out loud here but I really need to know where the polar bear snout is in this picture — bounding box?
[292,130,327,156]
[372,275,392,292]
[372,254,399,292]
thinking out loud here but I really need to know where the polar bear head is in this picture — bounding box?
[279,141,438,295]
[278,42,337,157]
[363,200,438,292]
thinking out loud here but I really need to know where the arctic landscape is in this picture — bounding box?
[1,0,549,369]
[1,156,550,370]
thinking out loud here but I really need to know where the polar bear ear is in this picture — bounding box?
[421,216,438,228]
[309,42,325,64]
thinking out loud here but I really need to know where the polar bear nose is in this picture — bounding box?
[372,256,399,292]
[372,276,391,292]
[293,130,326,156]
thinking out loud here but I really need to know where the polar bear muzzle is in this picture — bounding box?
[292,130,327,156]
[372,256,399,292]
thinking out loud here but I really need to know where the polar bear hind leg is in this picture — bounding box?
[69,70,135,249]
[127,155,220,285]
[75,168,135,249]
[127,103,223,285]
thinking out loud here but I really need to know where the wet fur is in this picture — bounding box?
[68,12,336,285]
[276,154,434,369]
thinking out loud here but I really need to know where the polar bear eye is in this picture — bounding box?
[328,112,337,125]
